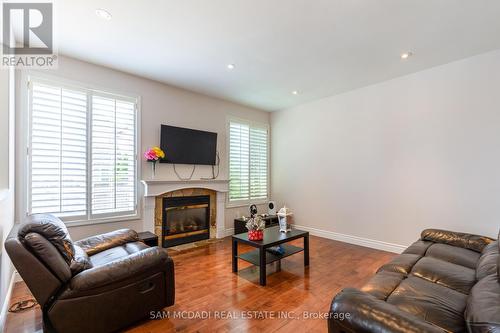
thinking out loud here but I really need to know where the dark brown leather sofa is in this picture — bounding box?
[329,229,500,333]
[5,214,175,333]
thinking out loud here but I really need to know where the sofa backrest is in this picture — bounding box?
[421,229,494,253]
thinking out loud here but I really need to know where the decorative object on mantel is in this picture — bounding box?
[246,215,265,241]
[277,206,293,233]
[144,146,165,179]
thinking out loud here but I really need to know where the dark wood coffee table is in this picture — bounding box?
[232,226,309,286]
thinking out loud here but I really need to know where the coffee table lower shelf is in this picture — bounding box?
[237,244,304,266]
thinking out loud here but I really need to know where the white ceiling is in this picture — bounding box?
[55,0,500,111]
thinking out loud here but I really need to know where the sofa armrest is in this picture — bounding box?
[421,229,494,253]
[69,247,171,291]
[329,288,445,333]
[75,229,139,256]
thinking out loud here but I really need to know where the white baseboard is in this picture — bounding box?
[293,224,407,254]
[0,271,19,332]
[223,228,235,237]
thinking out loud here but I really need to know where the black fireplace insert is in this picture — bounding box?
[162,195,210,247]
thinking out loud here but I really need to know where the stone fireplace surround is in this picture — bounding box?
[141,179,229,246]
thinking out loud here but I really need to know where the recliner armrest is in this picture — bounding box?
[69,247,171,291]
[75,229,140,256]
[421,229,493,253]
[329,288,444,333]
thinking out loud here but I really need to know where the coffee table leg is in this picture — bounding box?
[259,248,266,286]
[232,239,238,273]
[304,235,310,266]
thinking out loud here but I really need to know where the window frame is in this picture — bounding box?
[226,116,270,208]
[25,75,142,226]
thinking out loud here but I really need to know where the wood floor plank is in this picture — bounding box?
[4,235,395,333]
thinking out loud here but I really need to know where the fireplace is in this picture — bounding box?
[162,195,210,247]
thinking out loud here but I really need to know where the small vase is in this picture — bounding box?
[150,161,156,179]
[248,229,263,241]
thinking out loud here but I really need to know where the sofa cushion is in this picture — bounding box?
[410,257,476,294]
[19,214,75,265]
[387,276,468,333]
[377,254,421,275]
[90,241,149,267]
[421,229,493,253]
[426,243,480,269]
[403,240,433,256]
[465,274,500,332]
[361,271,406,300]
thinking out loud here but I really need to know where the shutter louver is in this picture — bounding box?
[30,82,88,217]
[229,121,268,202]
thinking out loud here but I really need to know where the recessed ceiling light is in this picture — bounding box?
[96,8,112,20]
[227,64,235,70]
[401,52,413,60]
[292,90,299,95]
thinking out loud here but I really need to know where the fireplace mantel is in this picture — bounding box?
[141,179,230,239]
[141,179,229,197]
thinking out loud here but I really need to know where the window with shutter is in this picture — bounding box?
[228,120,269,203]
[28,79,138,223]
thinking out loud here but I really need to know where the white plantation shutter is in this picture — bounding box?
[30,82,88,218]
[91,95,136,216]
[229,120,268,202]
[28,79,138,222]
[229,122,250,201]
[249,126,268,199]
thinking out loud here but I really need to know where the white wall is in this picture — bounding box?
[16,56,269,240]
[271,50,500,250]
[0,66,16,315]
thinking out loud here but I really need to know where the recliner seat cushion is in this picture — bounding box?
[90,241,149,267]
[361,271,406,300]
[425,243,480,269]
[387,276,468,333]
[410,257,476,294]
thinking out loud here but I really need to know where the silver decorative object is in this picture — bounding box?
[277,206,293,233]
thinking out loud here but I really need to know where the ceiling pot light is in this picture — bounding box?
[96,8,112,20]
[227,64,235,70]
[401,52,413,60]
[292,90,299,95]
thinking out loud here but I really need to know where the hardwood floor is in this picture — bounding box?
[4,235,395,333]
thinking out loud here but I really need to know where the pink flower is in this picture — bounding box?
[144,149,158,161]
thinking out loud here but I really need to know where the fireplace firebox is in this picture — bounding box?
[162,195,210,247]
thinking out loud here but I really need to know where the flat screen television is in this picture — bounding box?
[160,125,217,165]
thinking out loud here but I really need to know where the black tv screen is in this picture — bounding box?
[160,125,217,165]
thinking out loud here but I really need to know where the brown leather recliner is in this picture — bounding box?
[5,214,175,333]
[329,229,500,333]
